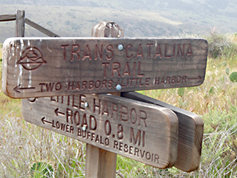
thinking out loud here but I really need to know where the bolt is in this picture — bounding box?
[85,102,89,107]
[118,44,123,51]
[116,84,122,91]
[82,126,86,131]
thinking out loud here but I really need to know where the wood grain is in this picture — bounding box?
[3,37,208,98]
[15,10,25,37]
[85,144,117,178]
[21,94,179,168]
[121,92,203,172]
[0,14,16,22]
[85,21,124,178]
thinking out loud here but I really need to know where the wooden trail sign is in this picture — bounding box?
[3,37,208,98]
[21,94,179,168]
[121,92,203,172]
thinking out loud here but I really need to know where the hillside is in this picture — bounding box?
[0,0,236,42]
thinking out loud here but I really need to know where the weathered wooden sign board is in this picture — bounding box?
[3,37,208,98]
[22,94,179,168]
[121,92,203,172]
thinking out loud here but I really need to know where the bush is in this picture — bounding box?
[30,162,54,178]
[206,32,237,58]
[229,72,237,82]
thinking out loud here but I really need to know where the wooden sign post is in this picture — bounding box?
[16,10,25,37]
[2,20,208,177]
[85,21,123,178]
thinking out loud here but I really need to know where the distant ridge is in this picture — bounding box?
[0,0,236,42]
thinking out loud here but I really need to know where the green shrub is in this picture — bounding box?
[229,72,237,82]
[226,67,230,75]
[206,32,237,58]
[177,88,185,97]
[30,162,54,178]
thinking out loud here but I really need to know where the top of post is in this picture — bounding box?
[91,21,124,38]
[16,10,25,37]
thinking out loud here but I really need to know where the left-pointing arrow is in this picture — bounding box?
[55,108,65,116]
[13,84,35,93]
[41,117,52,125]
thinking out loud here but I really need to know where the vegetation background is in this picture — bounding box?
[0,0,236,42]
[0,0,237,177]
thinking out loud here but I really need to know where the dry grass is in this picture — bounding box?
[0,34,237,177]
[0,43,2,59]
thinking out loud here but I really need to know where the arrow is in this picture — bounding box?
[55,108,65,116]
[14,84,35,93]
[41,117,52,125]
[188,76,202,81]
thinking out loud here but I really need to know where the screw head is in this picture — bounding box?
[118,44,123,51]
[85,102,89,107]
[116,84,122,91]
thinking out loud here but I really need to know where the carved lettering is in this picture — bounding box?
[88,80,94,90]
[106,44,113,60]
[61,44,69,60]
[130,108,137,124]
[122,62,131,77]
[147,43,153,59]
[61,42,194,62]
[52,120,74,134]
[77,129,109,146]
[120,105,128,121]
[130,128,141,146]
[102,100,109,116]
[79,94,86,111]
[137,61,144,77]
[154,76,187,85]
[125,44,133,59]
[82,44,92,61]
[82,81,87,90]
[111,103,118,120]
[139,110,147,127]
[72,95,78,109]
[89,115,97,130]
[145,77,150,86]
[75,81,80,90]
[93,98,101,114]
[74,111,80,126]
[135,44,144,59]
[66,108,73,124]
[71,44,80,61]
[95,80,101,89]
[177,43,185,58]
[173,43,176,57]
[39,82,62,92]
[95,44,103,60]
[68,81,74,91]
[102,62,110,78]
[111,62,121,78]
[154,44,162,59]
[186,43,193,57]
[81,113,88,129]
